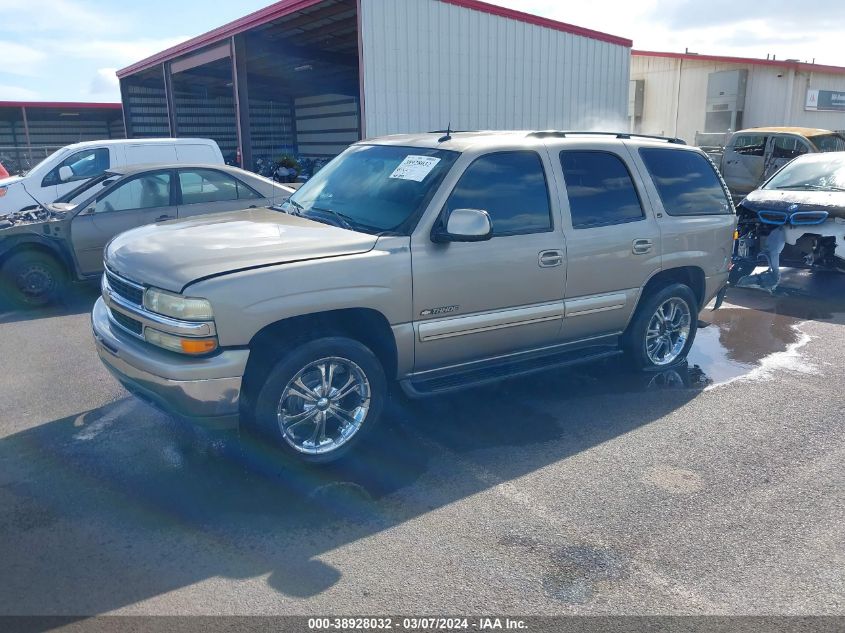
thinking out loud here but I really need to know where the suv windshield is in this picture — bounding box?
[765,153,845,192]
[810,134,845,153]
[281,145,458,234]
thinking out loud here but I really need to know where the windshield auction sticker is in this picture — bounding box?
[389,156,441,182]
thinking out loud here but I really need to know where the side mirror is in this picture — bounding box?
[79,206,95,216]
[58,166,73,182]
[432,208,493,243]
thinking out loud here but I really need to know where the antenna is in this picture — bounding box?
[438,122,452,143]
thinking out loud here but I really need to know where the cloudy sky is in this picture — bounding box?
[2,0,844,103]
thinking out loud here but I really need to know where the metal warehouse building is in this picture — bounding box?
[0,101,124,174]
[630,51,845,145]
[117,0,632,171]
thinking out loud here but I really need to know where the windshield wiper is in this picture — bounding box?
[307,206,371,232]
[775,184,845,192]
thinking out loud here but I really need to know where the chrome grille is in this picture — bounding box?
[110,309,143,335]
[106,269,144,305]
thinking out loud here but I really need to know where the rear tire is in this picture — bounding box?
[624,283,698,371]
[1,251,66,307]
[245,336,387,464]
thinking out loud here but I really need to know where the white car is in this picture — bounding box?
[0,138,224,215]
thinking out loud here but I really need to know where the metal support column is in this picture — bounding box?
[9,118,22,171]
[163,62,178,138]
[232,35,252,170]
[20,106,33,163]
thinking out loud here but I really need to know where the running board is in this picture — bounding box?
[401,345,622,397]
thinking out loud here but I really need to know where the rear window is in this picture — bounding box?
[560,151,644,228]
[639,149,732,216]
[811,134,845,153]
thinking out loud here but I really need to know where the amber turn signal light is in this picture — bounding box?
[180,338,218,355]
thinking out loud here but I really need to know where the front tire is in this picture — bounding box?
[247,336,387,464]
[624,283,698,371]
[1,251,66,307]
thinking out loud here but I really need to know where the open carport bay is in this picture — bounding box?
[120,0,361,167]
[0,273,843,615]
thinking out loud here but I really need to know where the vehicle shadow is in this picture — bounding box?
[0,282,100,325]
[722,269,845,322]
[0,359,707,613]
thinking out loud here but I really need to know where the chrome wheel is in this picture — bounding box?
[277,356,371,455]
[644,297,691,366]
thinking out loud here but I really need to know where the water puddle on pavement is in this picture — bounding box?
[687,307,803,386]
[689,285,834,387]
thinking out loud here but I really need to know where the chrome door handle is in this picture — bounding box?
[632,239,653,255]
[538,249,564,267]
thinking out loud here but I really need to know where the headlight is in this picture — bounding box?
[143,287,214,321]
[145,328,218,355]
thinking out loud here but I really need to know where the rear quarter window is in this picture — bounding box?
[639,148,732,216]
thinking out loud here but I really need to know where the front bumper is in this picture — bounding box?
[92,297,249,429]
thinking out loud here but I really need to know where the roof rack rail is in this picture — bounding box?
[528,131,686,145]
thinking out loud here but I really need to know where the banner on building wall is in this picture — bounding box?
[805,89,845,112]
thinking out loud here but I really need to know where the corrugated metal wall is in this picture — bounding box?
[121,79,170,139]
[632,55,845,143]
[294,94,361,158]
[359,0,630,137]
[0,110,124,173]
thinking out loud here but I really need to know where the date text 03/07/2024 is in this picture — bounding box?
[307,617,528,631]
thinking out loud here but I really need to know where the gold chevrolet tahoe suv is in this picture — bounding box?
[92,131,736,463]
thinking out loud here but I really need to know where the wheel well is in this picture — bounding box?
[642,267,705,309]
[240,308,397,416]
[0,242,68,274]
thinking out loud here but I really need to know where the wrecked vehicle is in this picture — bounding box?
[731,152,845,291]
[0,165,292,306]
[0,138,224,216]
[720,127,845,203]
[92,131,735,464]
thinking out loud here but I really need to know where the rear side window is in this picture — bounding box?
[446,151,552,236]
[560,151,644,228]
[178,169,260,204]
[772,136,809,160]
[639,149,731,216]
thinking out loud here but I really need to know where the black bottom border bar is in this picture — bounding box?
[0,616,843,633]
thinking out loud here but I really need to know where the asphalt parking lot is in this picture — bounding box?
[0,271,843,616]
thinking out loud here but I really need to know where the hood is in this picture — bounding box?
[742,188,845,215]
[0,175,23,188]
[105,208,379,292]
[0,177,26,217]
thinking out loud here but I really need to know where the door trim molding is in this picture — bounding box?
[565,291,628,317]
[417,301,565,342]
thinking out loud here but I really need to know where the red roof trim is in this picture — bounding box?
[633,50,845,76]
[0,101,122,110]
[119,0,632,79]
[441,0,631,47]
[117,0,327,78]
